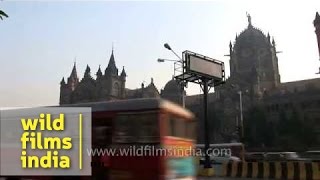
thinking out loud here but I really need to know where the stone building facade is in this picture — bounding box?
[59,50,160,104]
[59,13,320,149]
[158,14,320,148]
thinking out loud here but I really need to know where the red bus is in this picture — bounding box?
[1,98,196,180]
[69,98,197,180]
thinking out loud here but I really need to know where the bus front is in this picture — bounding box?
[160,106,197,180]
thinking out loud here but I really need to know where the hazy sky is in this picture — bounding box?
[0,0,319,107]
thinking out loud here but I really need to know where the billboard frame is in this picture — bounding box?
[174,50,225,87]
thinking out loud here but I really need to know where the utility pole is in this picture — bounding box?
[202,77,211,168]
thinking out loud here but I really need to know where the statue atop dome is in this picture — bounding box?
[246,12,252,27]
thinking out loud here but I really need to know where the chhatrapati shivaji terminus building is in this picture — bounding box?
[59,14,320,150]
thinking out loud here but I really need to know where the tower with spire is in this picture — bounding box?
[67,62,79,90]
[100,49,126,100]
[59,48,158,105]
[228,13,280,99]
[59,50,127,104]
[60,62,79,104]
[105,49,118,76]
[314,12,320,59]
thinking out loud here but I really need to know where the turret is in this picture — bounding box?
[272,37,276,47]
[96,65,103,79]
[60,77,66,86]
[83,65,91,79]
[67,62,79,91]
[105,50,118,76]
[229,41,232,55]
[120,66,127,79]
[60,77,71,105]
[314,12,320,59]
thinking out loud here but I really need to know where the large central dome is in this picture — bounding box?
[228,14,281,93]
[234,23,270,50]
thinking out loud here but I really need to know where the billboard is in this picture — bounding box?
[186,53,224,80]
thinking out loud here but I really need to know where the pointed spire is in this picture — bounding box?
[272,37,276,47]
[120,66,127,77]
[105,49,118,75]
[314,12,320,26]
[96,65,102,78]
[229,41,232,52]
[67,60,79,89]
[267,32,271,43]
[151,78,154,84]
[60,77,66,85]
[70,61,78,78]
[84,64,91,78]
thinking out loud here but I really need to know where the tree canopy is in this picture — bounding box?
[0,10,8,20]
[244,105,317,151]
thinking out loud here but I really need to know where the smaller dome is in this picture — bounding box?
[163,79,182,93]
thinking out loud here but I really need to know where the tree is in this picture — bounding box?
[276,107,317,150]
[0,10,8,20]
[244,105,270,147]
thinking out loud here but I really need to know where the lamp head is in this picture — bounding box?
[157,58,165,62]
[164,43,172,50]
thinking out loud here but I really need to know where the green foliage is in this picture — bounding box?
[275,107,316,150]
[0,10,8,20]
[243,105,271,147]
[244,105,317,150]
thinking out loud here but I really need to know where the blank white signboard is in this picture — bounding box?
[189,55,223,79]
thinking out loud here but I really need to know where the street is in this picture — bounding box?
[198,177,263,180]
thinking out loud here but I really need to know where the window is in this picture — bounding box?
[186,121,196,139]
[166,116,195,139]
[113,112,159,144]
[175,119,185,137]
[113,115,134,143]
[136,113,159,143]
[93,126,112,147]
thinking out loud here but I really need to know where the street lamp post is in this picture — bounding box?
[164,43,183,62]
[238,91,244,141]
[231,84,244,141]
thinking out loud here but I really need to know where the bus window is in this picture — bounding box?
[113,115,135,143]
[136,113,159,143]
[186,121,196,140]
[167,116,188,138]
[113,112,159,144]
[93,126,112,147]
[169,118,175,136]
[175,118,185,138]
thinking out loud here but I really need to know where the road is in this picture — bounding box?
[198,177,263,180]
